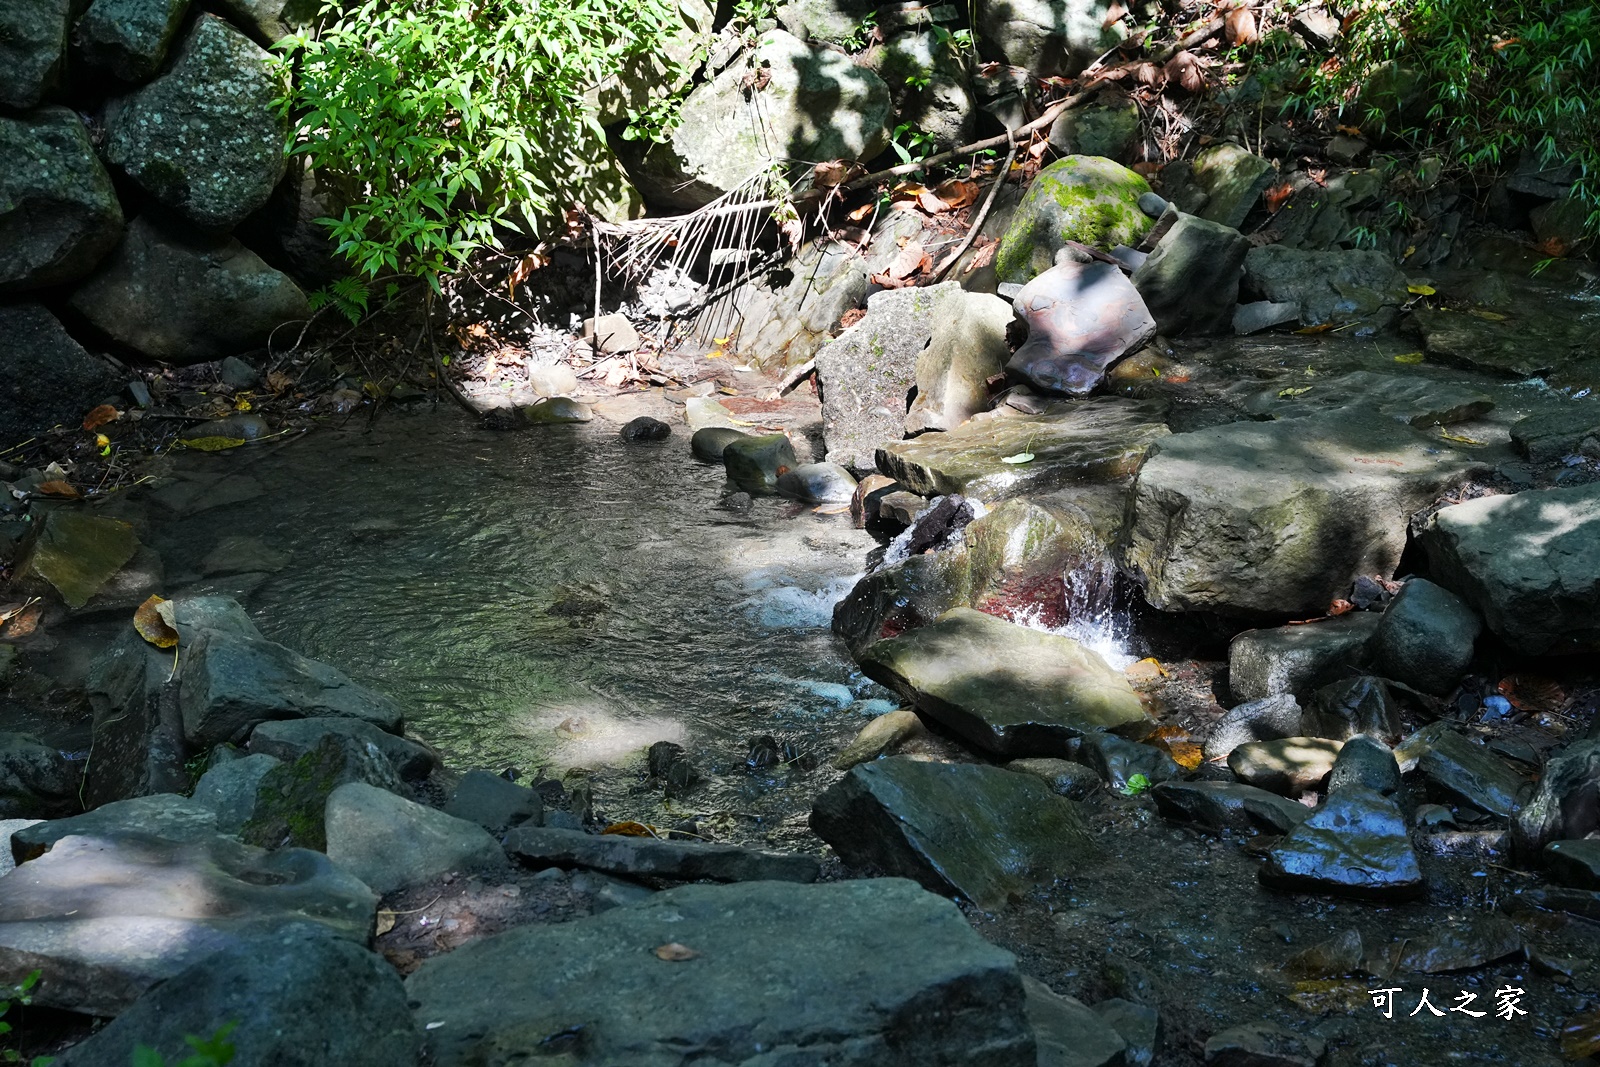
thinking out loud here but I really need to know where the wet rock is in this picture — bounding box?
[879,490,928,525]
[325,782,504,895]
[54,928,418,1067]
[199,535,288,576]
[82,627,187,805]
[1190,144,1275,229]
[1075,733,1179,792]
[620,30,890,211]
[1327,735,1401,797]
[878,397,1169,501]
[1545,840,1600,890]
[689,426,748,461]
[0,831,375,1015]
[1151,781,1310,835]
[1511,739,1599,859]
[996,155,1152,283]
[1301,676,1402,743]
[1204,1022,1325,1067]
[444,770,542,835]
[1228,737,1343,795]
[1510,403,1600,464]
[1129,213,1249,336]
[248,716,438,780]
[181,413,272,445]
[0,304,121,449]
[1095,999,1158,1067]
[722,432,798,494]
[1242,246,1407,327]
[976,0,1122,78]
[517,396,593,424]
[102,15,289,229]
[0,108,124,292]
[1261,786,1422,900]
[14,509,140,610]
[1007,260,1156,396]
[811,758,1092,909]
[646,741,701,799]
[408,878,1033,1066]
[1415,728,1523,817]
[0,0,71,108]
[1025,977,1127,1067]
[237,733,406,850]
[1228,615,1379,703]
[1005,757,1102,801]
[1280,929,1364,979]
[0,733,80,822]
[619,415,671,442]
[1421,483,1600,656]
[858,608,1146,759]
[505,826,820,884]
[1368,915,1523,975]
[12,793,217,864]
[834,709,924,770]
[814,282,963,470]
[68,215,310,365]
[905,290,1011,434]
[1408,305,1592,379]
[1203,694,1303,761]
[1372,578,1480,695]
[1126,412,1483,616]
[776,462,857,504]
[73,0,190,81]
[1232,300,1301,335]
[191,752,280,834]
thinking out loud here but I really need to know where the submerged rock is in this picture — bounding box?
[811,757,1092,909]
[1006,260,1157,396]
[689,426,748,461]
[1260,786,1422,900]
[721,432,799,494]
[505,826,820,884]
[14,510,140,609]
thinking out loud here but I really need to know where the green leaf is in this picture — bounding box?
[1119,774,1152,797]
[999,452,1034,464]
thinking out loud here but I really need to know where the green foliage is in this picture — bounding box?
[0,970,53,1066]
[132,1023,237,1067]
[280,0,691,286]
[840,11,877,53]
[1300,0,1600,237]
[1118,773,1152,797]
[888,122,938,168]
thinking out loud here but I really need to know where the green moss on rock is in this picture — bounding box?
[996,155,1152,284]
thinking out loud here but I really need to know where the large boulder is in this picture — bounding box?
[69,215,311,364]
[1189,143,1274,229]
[102,14,290,230]
[812,758,1092,908]
[1129,213,1248,335]
[247,716,438,781]
[815,282,963,469]
[975,0,1122,78]
[1420,484,1600,656]
[0,108,124,293]
[73,0,191,81]
[233,155,347,287]
[324,783,504,895]
[1511,739,1599,860]
[620,29,891,211]
[995,156,1151,283]
[1228,615,1379,703]
[407,879,1035,1067]
[1242,246,1408,328]
[0,0,71,109]
[587,0,712,126]
[863,30,976,151]
[1122,413,1484,617]
[1006,260,1157,395]
[236,733,408,850]
[775,0,875,46]
[0,305,121,449]
[208,0,320,45]
[905,290,1011,434]
[857,607,1147,757]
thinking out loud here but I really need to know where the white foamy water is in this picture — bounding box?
[1006,557,1138,671]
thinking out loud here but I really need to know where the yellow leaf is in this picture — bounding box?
[1439,430,1486,446]
[1406,284,1436,296]
[375,911,397,936]
[234,398,253,412]
[133,595,179,649]
[654,942,699,962]
[1468,309,1508,321]
[1278,386,1312,398]
[712,337,731,345]
[1393,351,1426,364]
[95,434,110,449]
[179,436,247,452]
[602,821,659,838]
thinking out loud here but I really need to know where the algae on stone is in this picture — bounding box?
[995,155,1151,283]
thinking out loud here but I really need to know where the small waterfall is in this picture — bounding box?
[1009,555,1136,670]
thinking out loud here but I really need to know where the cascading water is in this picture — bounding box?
[1009,554,1137,670]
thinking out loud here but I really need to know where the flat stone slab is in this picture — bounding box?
[857,608,1148,758]
[11,794,218,864]
[1416,729,1524,817]
[1229,737,1344,795]
[1545,840,1600,890]
[1411,306,1596,382]
[1229,615,1379,703]
[876,397,1169,502]
[1260,786,1422,900]
[406,878,1035,1067]
[505,826,821,884]
[1150,781,1311,835]
[0,831,375,1015]
[810,757,1092,909]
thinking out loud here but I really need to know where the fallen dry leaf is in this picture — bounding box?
[654,942,699,962]
[507,250,550,302]
[82,404,119,431]
[1164,51,1206,94]
[133,595,179,649]
[1224,3,1259,45]
[1327,599,1355,616]
[934,178,980,210]
[375,911,398,937]
[34,480,81,499]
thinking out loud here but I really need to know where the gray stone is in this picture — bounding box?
[0,108,124,292]
[0,0,71,108]
[1204,1022,1325,1067]
[811,757,1092,909]
[1291,7,1340,49]
[1025,977,1127,1067]
[906,290,1011,434]
[1151,780,1310,835]
[237,733,405,851]
[976,0,1123,78]
[1191,144,1275,229]
[1124,413,1483,616]
[569,869,655,912]
[0,732,80,822]
[1095,999,1159,1067]
[995,155,1152,283]
[1327,734,1401,796]
[506,826,820,883]
[834,709,923,770]
[1372,578,1480,694]
[325,782,504,895]
[1007,260,1157,395]
[1421,484,1600,656]
[1510,403,1600,464]
[408,878,1033,1066]
[1229,615,1379,703]
[444,770,542,835]
[1409,304,1592,379]
[776,462,857,504]
[774,0,875,47]
[689,426,748,461]
[0,831,375,1015]
[1242,246,1407,327]
[1048,95,1141,163]
[1300,676,1402,743]
[1228,737,1343,795]
[1129,213,1248,336]
[191,752,281,834]
[248,716,438,780]
[11,793,217,865]
[517,396,592,424]
[858,608,1147,759]
[1511,740,1599,860]
[621,29,890,211]
[1075,733,1179,792]
[54,928,418,1067]
[1232,299,1302,335]
[200,535,288,576]
[814,282,963,470]
[1544,840,1600,890]
[102,15,289,230]
[1261,786,1423,900]
[865,30,976,150]
[68,215,311,365]
[82,627,186,806]
[73,0,191,81]
[0,304,121,451]
[209,0,319,44]
[721,432,798,494]
[582,313,640,354]
[1203,694,1303,761]
[524,360,579,398]
[0,821,40,879]
[1005,757,1102,801]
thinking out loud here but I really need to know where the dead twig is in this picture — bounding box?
[933,142,1019,282]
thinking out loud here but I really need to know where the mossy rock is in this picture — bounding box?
[238,734,402,851]
[995,155,1151,284]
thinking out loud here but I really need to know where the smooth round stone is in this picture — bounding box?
[691,427,748,461]
[519,397,592,424]
[775,462,857,504]
[619,416,671,442]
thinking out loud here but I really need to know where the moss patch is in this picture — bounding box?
[996,155,1152,284]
